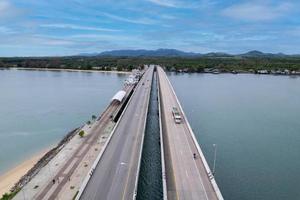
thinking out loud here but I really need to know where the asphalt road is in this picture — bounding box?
[157,66,219,200]
[79,66,154,200]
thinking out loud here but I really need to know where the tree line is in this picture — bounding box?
[1,56,300,72]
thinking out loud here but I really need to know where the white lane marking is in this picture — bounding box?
[181,111,209,200]
[163,69,209,200]
[161,73,192,199]
[185,170,189,178]
[120,162,127,165]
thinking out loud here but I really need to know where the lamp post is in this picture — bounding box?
[213,144,217,175]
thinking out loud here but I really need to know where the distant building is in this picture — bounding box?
[291,71,300,75]
[284,69,290,74]
[204,68,213,73]
[257,70,268,74]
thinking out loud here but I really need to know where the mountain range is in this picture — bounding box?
[78,49,298,58]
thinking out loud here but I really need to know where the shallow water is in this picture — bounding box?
[0,69,126,175]
[168,73,300,200]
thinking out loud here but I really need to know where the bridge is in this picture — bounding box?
[77,65,223,200]
[157,66,223,200]
[77,65,154,199]
[14,65,223,200]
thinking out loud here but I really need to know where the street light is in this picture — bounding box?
[213,144,217,175]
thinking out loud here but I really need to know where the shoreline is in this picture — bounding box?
[10,67,130,74]
[0,148,50,197]
[5,67,300,76]
[0,127,80,198]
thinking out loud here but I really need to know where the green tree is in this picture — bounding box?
[79,130,85,138]
[117,65,123,71]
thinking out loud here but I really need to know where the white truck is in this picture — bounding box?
[172,107,182,124]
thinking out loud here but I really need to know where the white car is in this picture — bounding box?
[172,107,182,124]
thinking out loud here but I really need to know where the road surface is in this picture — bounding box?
[34,81,134,200]
[157,66,221,200]
[79,66,154,200]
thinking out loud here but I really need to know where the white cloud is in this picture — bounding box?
[285,27,300,37]
[147,0,178,7]
[0,0,11,12]
[146,0,200,8]
[69,33,136,41]
[160,14,177,20]
[0,0,22,19]
[40,23,119,32]
[0,26,15,34]
[102,12,157,25]
[0,33,75,47]
[222,2,292,21]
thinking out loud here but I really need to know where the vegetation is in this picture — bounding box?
[1,56,300,73]
[78,130,85,138]
[92,115,97,120]
[0,188,20,200]
[72,191,79,200]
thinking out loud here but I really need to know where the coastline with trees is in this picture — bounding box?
[1,51,300,76]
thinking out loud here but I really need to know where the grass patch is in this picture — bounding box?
[0,188,20,200]
[72,191,79,200]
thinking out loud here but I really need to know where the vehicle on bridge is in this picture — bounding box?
[172,107,182,124]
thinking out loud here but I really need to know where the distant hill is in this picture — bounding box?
[239,50,287,58]
[78,49,298,58]
[98,48,200,57]
[202,52,233,57]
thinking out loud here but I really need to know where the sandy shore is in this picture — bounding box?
[0,150,49,197]
[11,67,130,74]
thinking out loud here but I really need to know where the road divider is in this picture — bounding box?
[157,71,168,200]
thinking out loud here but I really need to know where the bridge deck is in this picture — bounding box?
[79,66,154,200]
[157,66,222,200]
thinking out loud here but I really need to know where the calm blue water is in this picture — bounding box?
[1,69,300,199]
[168,73,300,200]
[0,69,126,175]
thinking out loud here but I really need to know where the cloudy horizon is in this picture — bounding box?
[1,0,300,56]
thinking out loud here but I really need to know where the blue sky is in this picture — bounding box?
[1,0,300,56]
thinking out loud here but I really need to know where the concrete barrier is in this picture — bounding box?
[157,71,168,200]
